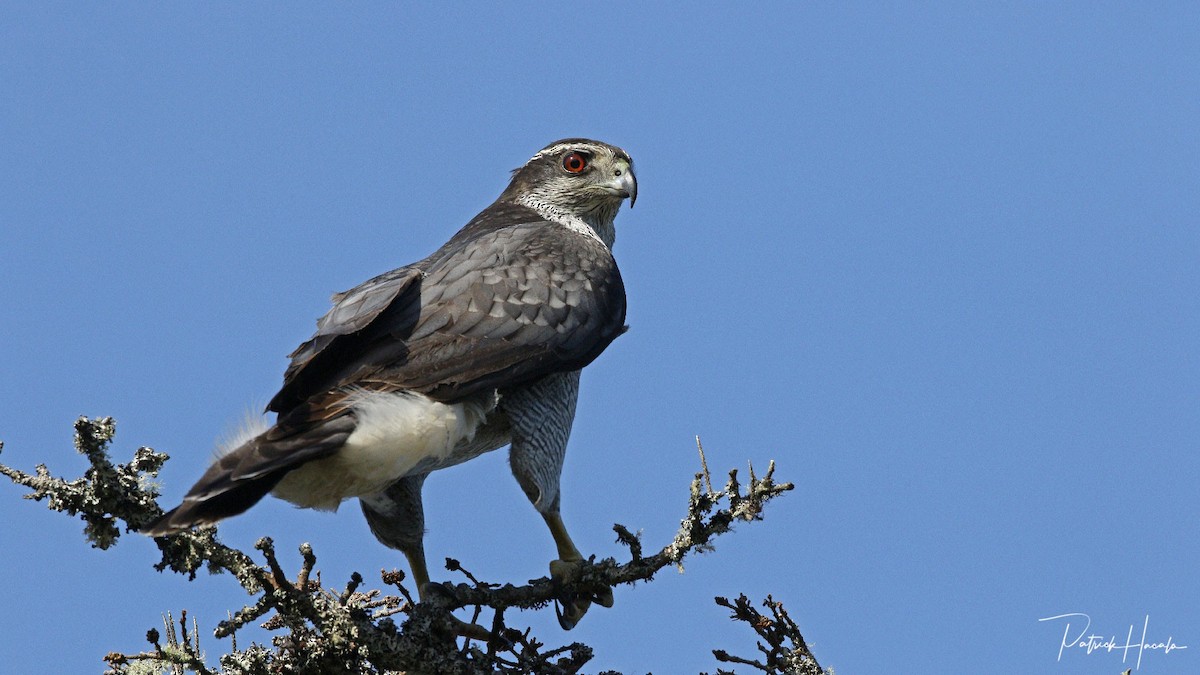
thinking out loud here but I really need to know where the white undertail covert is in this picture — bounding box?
[271,390,496,510]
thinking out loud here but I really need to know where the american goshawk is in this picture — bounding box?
[143,139,636,629]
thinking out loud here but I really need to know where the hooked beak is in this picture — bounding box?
[623,168,637,207]
[604,165,637,207]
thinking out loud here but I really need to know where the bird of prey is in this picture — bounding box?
[143,138,636,629]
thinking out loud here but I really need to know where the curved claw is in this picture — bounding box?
[549,558,613,630]
[555,595,590,630]
[593,584,614,608]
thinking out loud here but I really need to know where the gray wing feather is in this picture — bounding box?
[268,213,624,413]
[279,267,423,389]
[323,268,420,334]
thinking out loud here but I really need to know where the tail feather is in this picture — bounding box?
[140,413,357,536]
[141,465,286,535]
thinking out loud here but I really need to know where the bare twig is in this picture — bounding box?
[710,594,826,675]
[697,435,715,494]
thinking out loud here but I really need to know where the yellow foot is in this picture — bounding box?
[419,582,493,641]
[445,615,493,642]
[548,558,614,630]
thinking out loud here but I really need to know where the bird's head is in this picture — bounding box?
[500,139,636,245]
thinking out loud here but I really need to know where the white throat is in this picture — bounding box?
[515,193,616,249]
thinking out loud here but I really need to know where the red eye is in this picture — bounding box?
[562,151,588,174]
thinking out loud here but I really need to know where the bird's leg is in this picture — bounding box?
[544,509,583,563]
[392,525,493,642]
[361,477,490,640]
[503,371,614,629]
[400,542,432,599]
[543,509,615,631]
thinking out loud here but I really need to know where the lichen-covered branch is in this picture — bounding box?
[0,417,167,549]
[1,417,823,674]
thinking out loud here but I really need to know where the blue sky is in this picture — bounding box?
[2,4,1197,673]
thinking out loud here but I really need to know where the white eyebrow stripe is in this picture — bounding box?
[528,142,609,163]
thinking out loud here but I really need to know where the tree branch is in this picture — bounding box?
[1,417,823,674]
